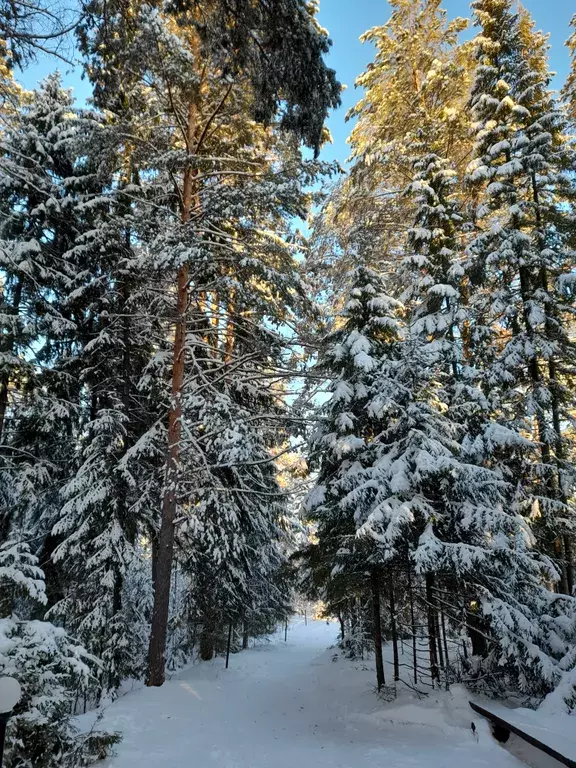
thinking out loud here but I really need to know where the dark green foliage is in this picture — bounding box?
[78,0,340,152]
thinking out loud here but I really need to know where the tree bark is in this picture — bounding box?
[468,609,487,658]
[435,608,445,670]
[224,289,236,362]
[147,98,198,687]
[426,573,440,684]
[199,626,215,661]
[225,622,233,669]
[371,568,385,691]
[0,278,23,443]
[441,607,450,685]
[338,612,345,646]
[389,578,400,683]
[408,569,418,684]
[564,537,574,596]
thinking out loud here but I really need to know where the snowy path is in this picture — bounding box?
[97,620,527,768]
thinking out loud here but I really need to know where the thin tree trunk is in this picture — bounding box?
[224,289,236,363]
[0,370,9,445]
[338,612,345,645]
[199,626,214,661]
[468,607,488,658]
[389,578,399,683]
[121,281,131,416]
[225,622,233,669]
[150,529,158,594]
[426,573,440,684]
[147,98,198,687]
[113,571,123,614]
[435,608,445,670]
[0,278,23,443]
[441,608,450,689]
[371,568,385,691]
[564,537,574,596]
[408,570,418,684]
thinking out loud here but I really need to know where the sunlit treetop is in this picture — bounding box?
[564,14,576,124]
[349,0,473,178]
[78,0,341,154]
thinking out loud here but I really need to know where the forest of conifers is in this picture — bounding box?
[1,0,576,764]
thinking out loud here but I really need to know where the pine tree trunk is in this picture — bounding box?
[441,607,450,684]
[564,537,574,596]
[468,610,487,658]
[338,612,345,645]
[224,289,236,362]
[408,570,418,684]
[147,97,198,687]
[0,370,9,446]
[371,568,385,691]
[113,571,123,614]
[150,529,158,593]
[225,622,233,668]
[0,278,22,443]
[426,573,440,684]
[121,281,131,416]
[389,578,400,683]
[435,608,445,670]
[199,626,215,661]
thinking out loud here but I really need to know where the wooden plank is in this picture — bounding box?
[470,701,576,768]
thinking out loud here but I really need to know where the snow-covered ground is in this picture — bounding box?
[93,619,529,767]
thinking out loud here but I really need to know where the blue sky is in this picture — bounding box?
[18,1,574,166]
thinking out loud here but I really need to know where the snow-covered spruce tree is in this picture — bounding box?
[178,389,291,661]
[514,10,576,596]
[396,145,478,678]
[77,0,341,686]
[50,406,141,692]
[303,266,405,689]
[466,0,576,595]
[401,149,465,370]
[0,74,97,608]
[0,73,82,429]
[0,540,119,767]
[348,324,573,695]
[0,72,159,695]
[307,121,576,694]
[48,115,164,694]
[368,126,576,695]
